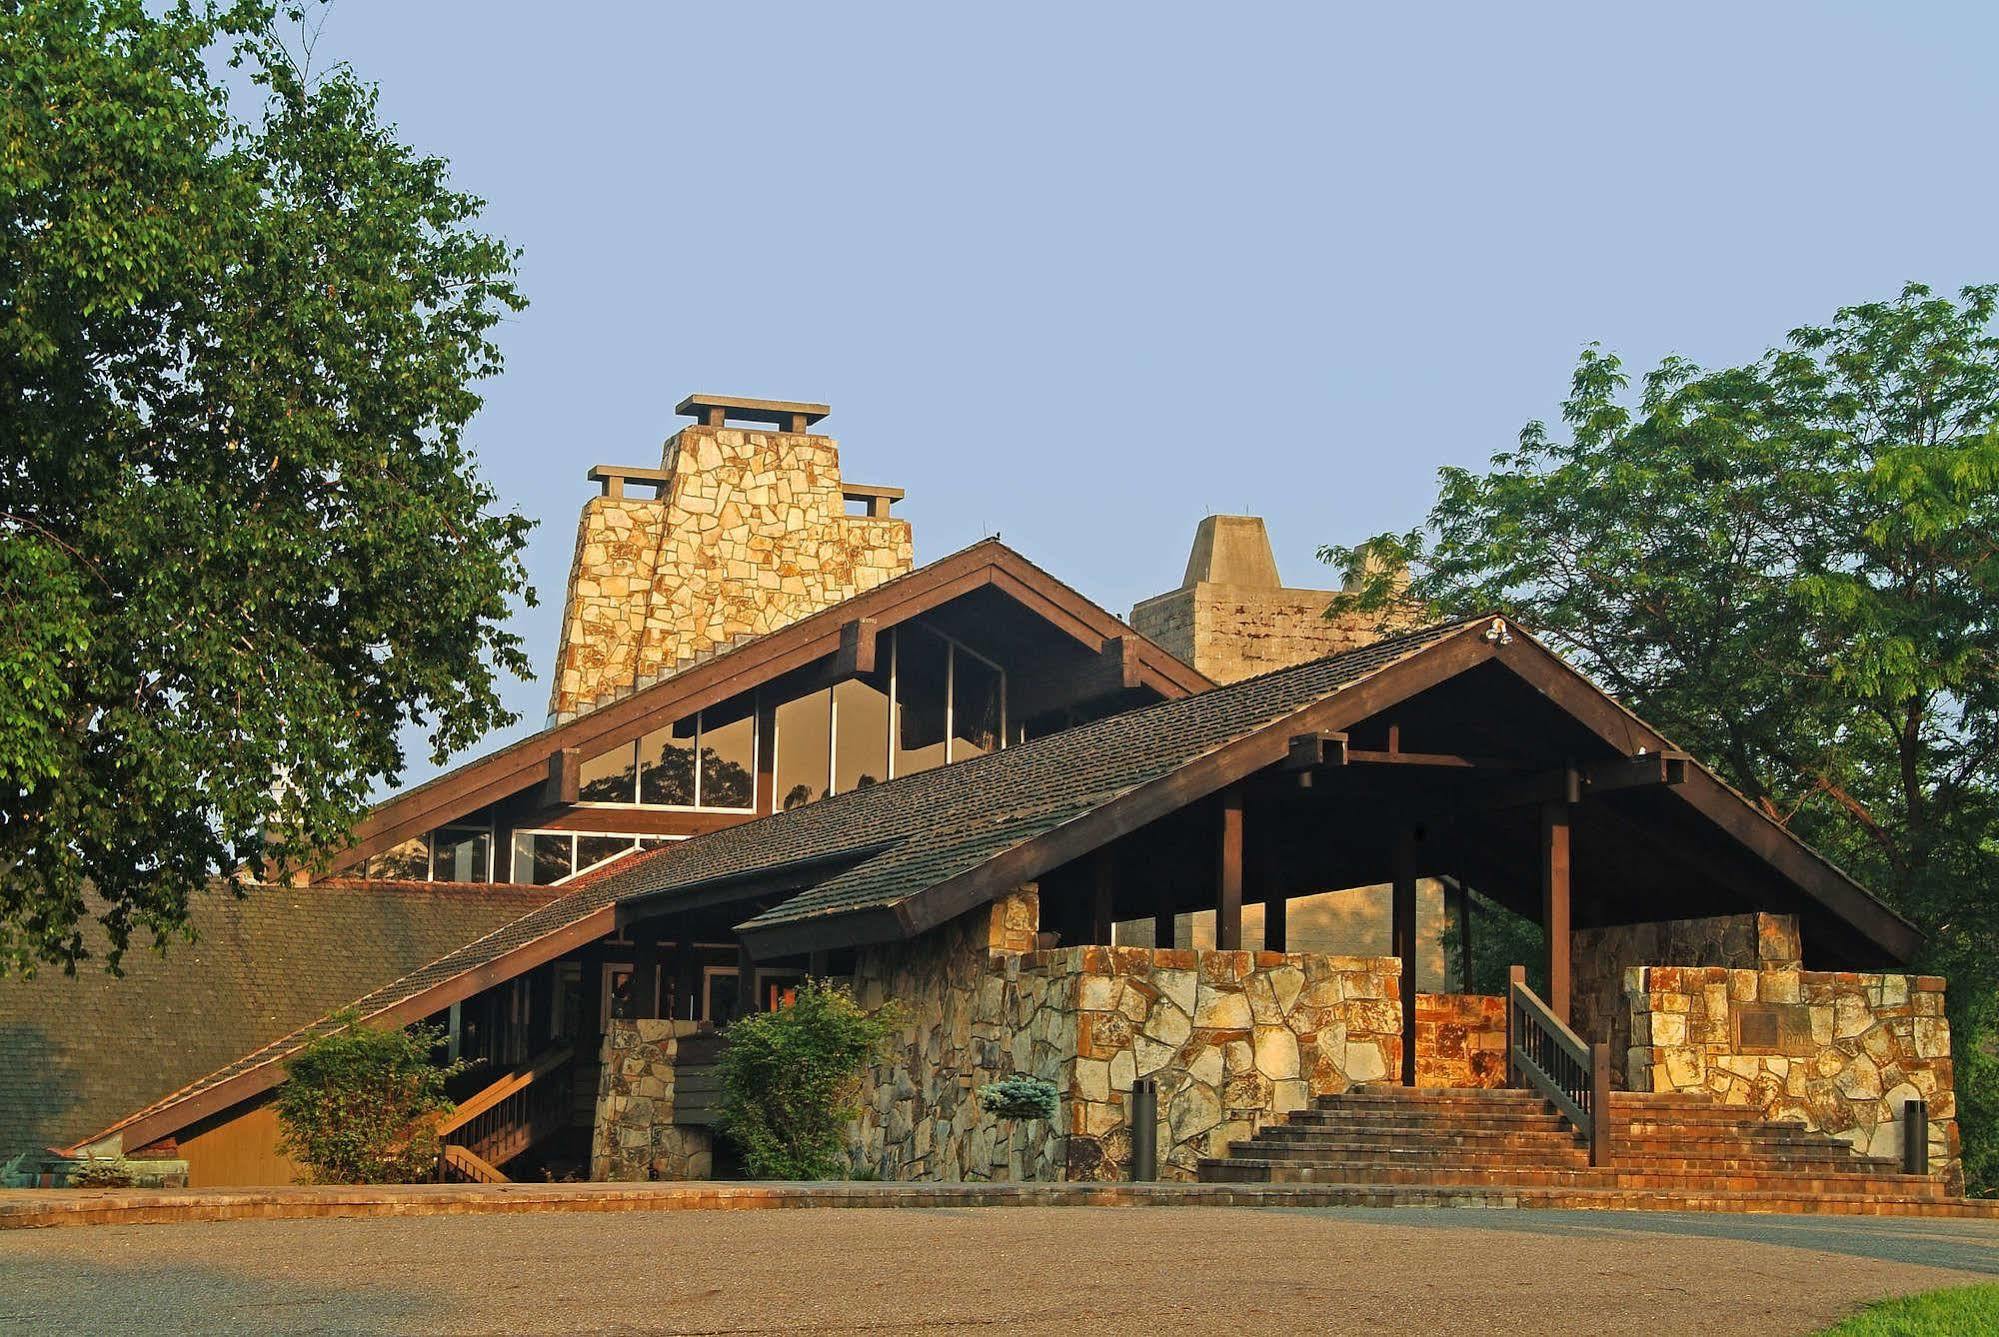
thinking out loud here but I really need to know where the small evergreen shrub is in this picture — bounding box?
[978,1075,1059,1122]
[65,1157,133,1189]
[717,981,900,1180]
[274,1010,463,1184]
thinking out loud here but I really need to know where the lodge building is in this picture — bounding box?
[0,396,1967,1208]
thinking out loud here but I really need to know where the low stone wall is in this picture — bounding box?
[1053,946,1403,1181]
[1624,965,1959,1191]
[1571,913,1801,1068]
[590,1019,714,1182]
[846,885,1405,1184]
[1413,993,1507,1088]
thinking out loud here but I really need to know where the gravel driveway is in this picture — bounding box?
[3,1205,1994,1335]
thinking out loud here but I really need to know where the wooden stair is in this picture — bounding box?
[1198,1086,1952,1211]
[435,1045,574,1184]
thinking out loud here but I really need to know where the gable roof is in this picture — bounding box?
[2,880,560,1160]
[341,538,1212,870]
[75,612,1921,1156]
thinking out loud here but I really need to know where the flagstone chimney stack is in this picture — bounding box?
[547,395,914,722]
[1129,515,1386,685]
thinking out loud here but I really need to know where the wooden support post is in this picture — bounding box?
[1263,892,1287,953]
[1541,798,1573,1023]
[1393,827,1419,1087]
[1154,907,1175,951]
[1091,849,1116,946]
[737,941,761,1016]
[631,925,661,1019]
[1216,789,1244,951]
[1446,878,1472,992]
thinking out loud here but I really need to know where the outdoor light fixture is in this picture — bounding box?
[1483,617,1513,646]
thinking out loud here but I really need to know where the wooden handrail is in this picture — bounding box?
[1506,965,1613,1168]
[436,1044,573,1137]
[440,1144,508,1185]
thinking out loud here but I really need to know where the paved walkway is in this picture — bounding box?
[3,1205,1994,1335]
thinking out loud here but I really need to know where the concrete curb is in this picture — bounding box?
[5,1180,1999,1230]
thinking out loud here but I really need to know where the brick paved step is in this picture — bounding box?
[1240,1136,1897,1173]
[1196,1159,1948,1197]
[1325,1094,1786,1129]
[1284,1110,1577,1134]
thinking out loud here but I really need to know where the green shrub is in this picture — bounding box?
[978,1075,1059,1121]
[64,1157,132,1189]
[717,981,900,1180]
[274,1010,463,1184]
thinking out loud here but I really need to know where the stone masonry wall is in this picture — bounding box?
[1625,965,1960,1192]
[1130,583,1383,685]
[847,885,1406,1184]
[1413,993,1508,1088]
[847,887,1071,1182]
[591,1019,714,1182]
[549,424,913,719]
[1571,913,1802,1073]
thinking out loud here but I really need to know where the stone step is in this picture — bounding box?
[1198,1159,1949,1198]
[1255,1126,1586,1152]
[1286,1110,1576,1134]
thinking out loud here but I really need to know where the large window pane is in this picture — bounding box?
[775,688,831,811]
[951,648,1002,760]
[578,741,638,803]
[638,716,696,806]
[511,831,573,886]
[577,834,639,875]
[701,694,757,809]
[893,626,949,776]
[833,671,889,794]
[432,828,491,883]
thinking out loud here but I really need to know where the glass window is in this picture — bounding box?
[833,671,889,793]
[511,831,573,886]
[700,694,757,810]
[775,688,831,811]
[951,648,1002,760]
[365,837,428,880]
[432,827,491,883]
[578,742,638,803]
[577,834,639,874]
[638,716,696,807]
[893,625,949,776]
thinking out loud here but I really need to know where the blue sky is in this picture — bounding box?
[303,3,1999,784]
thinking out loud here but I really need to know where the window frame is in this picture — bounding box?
[887,622,1006,779]
[571,696,761,815]
[507,830,685,886]
[429,822,496,883]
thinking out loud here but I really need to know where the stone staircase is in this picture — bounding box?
[1198,1085,1954,1214]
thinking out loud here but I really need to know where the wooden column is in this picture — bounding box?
[737,941,761,1016]
[631,923,661,1019]
[1541,799,1573,1023]
[1216,789,1244,951]
[1263,892,1287,953]
[1392,827,1419,1087]
[1446,878,1472,992]
[1091,849,1116,946]
[1154,906,1175,950]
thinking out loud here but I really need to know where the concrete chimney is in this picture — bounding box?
[547,396,913,721]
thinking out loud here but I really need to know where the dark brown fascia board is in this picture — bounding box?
[78,903,619,1156]
[1485,632,1922,963]
[737,625,1501,960]
[341,542,1211,870]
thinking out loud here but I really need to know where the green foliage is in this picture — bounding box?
[0,1151,31,1188]
[64,1156,134,1189]
[1816,1284,1999,1336]
[717,981,900,1180]
[1327,282,1999,1190]
[0,0,532,975]
[1440,888,1545,998]
[977,1074,1059,1122]
[273,1010,462,1184]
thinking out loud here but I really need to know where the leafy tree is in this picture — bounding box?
[274,1010,463,1184]
[0,1,532,974]
[717,980,900,1179]
[1326,282,1999,1189]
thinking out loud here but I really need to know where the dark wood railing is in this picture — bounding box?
[1506,965,1613,1168]
[435,1044,573,1182]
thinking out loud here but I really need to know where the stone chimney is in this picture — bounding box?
[547,395,913,721]
[1130,515,1382,684]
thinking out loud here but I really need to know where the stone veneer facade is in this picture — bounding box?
[1624,964,1960,1191]
[845,885,1412,1183]
[1570,912,1803,1075]
[1412,993,1509,1088]
[549,423,913,720]
[590,1019,714,1182]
